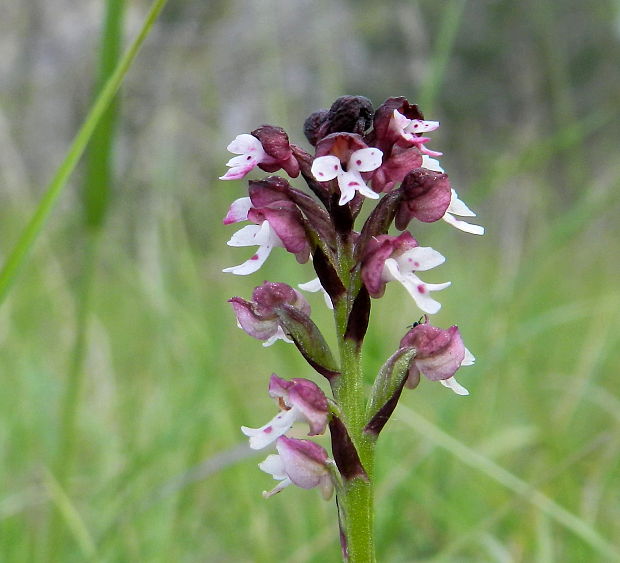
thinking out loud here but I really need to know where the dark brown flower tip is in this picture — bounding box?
[304,109,329,146]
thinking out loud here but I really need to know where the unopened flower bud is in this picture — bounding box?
[229,282,310,346]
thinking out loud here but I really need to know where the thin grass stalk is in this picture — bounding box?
[0,0,168,309]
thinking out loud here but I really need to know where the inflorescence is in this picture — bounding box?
[219,95,483,500]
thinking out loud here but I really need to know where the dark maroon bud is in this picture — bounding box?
[229,282,310,345]
[395,168,452,230]
[304,109,329,146]
[251,124,300,177]
[320,95,374,138]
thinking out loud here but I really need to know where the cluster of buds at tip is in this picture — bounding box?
[219,95,484,499]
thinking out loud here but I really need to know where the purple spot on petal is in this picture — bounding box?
[348,181,360,187]
[417,284,426,294]
[318,172,324,176]
[250,254,259,261]
[356,159,362,165]
[333,165,339,170]
[264,426,273,434]
[246,155,252,160]
[413,261,420,268]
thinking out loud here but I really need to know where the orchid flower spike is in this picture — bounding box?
[241,375,329,450]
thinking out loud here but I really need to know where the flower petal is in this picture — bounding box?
[262,325,293,347]
[447,189,476,217]
[421,155,444,173]
[241,407,301,450]
[258,454,287,479]
[348,148,383,173]
[219,158,260,180]
[225,224,262,247]
[397,247,446,272]
[442,212,485,235]
[384,260,450,314]
[298,278,323,292]
[223,197,252,224]
[462,347,476,366]
[440,376,470,395]
[337,171,378,205]
[222,243,274,275]
[311,155,341,182]
[407,119,440,133]
[299,278,334,310]
[227,133,264,155]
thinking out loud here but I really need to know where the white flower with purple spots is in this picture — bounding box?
[311,148,383,205]
[219,134,276,181]
[223,220,285,275]
[382,246,451,315]
[392,110,443,157]
[241,375,329,450]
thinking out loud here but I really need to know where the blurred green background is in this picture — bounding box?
[1,1,620,561]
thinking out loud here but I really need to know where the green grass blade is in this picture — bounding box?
[82,0,126,228]
[0,0,168,308]
[42,468,97,561]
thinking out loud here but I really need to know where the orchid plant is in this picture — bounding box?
[219,96,483,561]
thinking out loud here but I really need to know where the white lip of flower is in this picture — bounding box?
[421,154,444,173]
[442,189,485,235]
[298,277,333,310]
[311,148,383,205]
[258,454,292,497]
[381,246,451,314]
[219,134,270,180]
[440,348,475,395]
[222,220,284,275]
[262,326,293,347]
[241,405,307,450]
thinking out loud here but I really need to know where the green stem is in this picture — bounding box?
[331,232,376,563]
